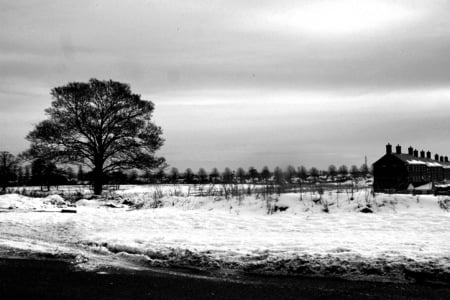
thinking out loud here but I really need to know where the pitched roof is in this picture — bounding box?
[391,153,450,168]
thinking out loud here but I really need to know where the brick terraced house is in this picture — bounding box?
[373,144,450,192]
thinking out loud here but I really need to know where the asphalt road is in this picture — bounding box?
[0,258,449,299]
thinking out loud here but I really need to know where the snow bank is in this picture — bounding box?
[111,189,447,215]
[74,201,450,282]
[0,194,68,210]
[0,189,449,283]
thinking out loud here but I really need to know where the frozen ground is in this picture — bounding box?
[0,186,449,283]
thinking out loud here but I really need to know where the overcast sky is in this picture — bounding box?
[1,0,450,171]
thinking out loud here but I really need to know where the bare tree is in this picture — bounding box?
[155,168,166,183]
[360,163,370,177]
[338,165,348,177]
[0,151,17,192]
[236,167,246,183]
[273,166,284,186]
[297,165,308,181]
[24,79,165,194]
[222,167,233,184]
[184,168,194,184]
[247,166,259,183]
[209,168,220,183]
[350,165,359,177]
[31,158,57,191]
[197,168,208,183]
[328,164,337,180]
[169,167,179,183]
[284,165,296,184]
[77,165,85,183]
[261,166,271,183]
[309,167,319,182]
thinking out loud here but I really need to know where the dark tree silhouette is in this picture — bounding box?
[261,166,271,182]
[284,165,296,183]
[328,164,337,179]
[24,165,31,185]
[297,165,308,181]
[197,168,208,183]
[169,167,179,183]
[155,168,166,183]
[236,167,246,183]
[77,165,84,182]
[209,168,220,183]
[338,165,348,176]
[350,165,359,177]
[222,167,233,183]
[0,151,17,192]
[247,167,259,182]
[31,158,57,191]
[273,166,284,185]
[309,167,319,180]
[65,166,76,183]
[360,163,370,177]
[128,170,139,184]
[183,168,194,184]
[110,170,128,185]
[25,79,165,194]
[16,166,24,186]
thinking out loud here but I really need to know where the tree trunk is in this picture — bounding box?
[93,166,104,195]
[93,180,103,195]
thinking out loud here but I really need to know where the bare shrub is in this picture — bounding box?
[438,197,450,212]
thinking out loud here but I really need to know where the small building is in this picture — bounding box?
[373,144,450,192]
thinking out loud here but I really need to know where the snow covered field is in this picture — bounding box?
[0,186,449,283]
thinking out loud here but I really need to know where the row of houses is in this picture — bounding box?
[373,144,450,193]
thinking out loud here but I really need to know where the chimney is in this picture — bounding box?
[420,150,425,158]
[395,144,401,154]
[408,146,414,156]
[426,151,431,159]
[413,149,419,157]
[386,143,392,154]
[435,154,439,161]
[440,156,444,162]
[446,156,449,163]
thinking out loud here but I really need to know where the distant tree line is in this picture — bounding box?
[1,149,371,191]
[151,164,371,185]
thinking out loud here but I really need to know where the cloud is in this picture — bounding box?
[2,0,450,92]
[254,0,421,37]
[153,88,450,169]
[1,0,450,168]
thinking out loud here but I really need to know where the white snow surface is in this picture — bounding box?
[0,194,67,210]
[1,187,450,282]
[407,160,426,165]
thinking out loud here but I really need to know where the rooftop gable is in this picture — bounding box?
[373,152,450,168]
[392,153,449,168]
